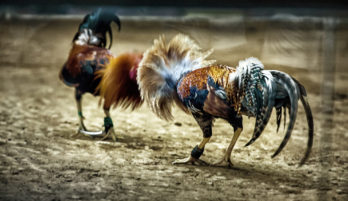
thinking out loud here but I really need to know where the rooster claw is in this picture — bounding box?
[212,157,233,168]
[172,156,209,166]
[101,127,117,142]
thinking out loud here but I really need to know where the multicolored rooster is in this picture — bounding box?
[59,9,143,141]
[137,34,313,167]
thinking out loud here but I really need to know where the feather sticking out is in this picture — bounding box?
[137,34,215,120]
[96,53,143,110]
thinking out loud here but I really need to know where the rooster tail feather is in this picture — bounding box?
[74,8,121,49]
[283,106,287,130]
[275,106,288,133]
[276,107,282,133]
[298,94,314,166]
[234,58,276,147]
[137,34,215,120]
[245,77,276,146]
[292,78,314,166]
[269,71,300,158]
[96,53,143,110]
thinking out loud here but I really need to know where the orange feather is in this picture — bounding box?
[96,52,143,110]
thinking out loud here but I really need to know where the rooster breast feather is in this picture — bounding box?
[59,45,113,93]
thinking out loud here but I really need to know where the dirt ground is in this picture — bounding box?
[0,16,347,201]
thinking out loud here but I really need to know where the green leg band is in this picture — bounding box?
[104,116,114,127]
[104,116,114,133]
[78,111,83,118]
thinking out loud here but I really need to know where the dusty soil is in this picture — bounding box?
[0,16,347,201]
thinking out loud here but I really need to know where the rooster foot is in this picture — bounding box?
[73,118,102,138]
[212,156,233,168]
[172,156,209,166]
[101,127,117,142]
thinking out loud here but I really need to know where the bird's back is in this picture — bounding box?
[177,65,238,118]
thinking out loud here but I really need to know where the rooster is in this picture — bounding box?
[59,9,143,141]
[137,34,313,167]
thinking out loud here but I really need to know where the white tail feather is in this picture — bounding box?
[137,34,215,120]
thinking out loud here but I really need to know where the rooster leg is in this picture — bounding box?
[172,137,210,165]
[75,90,87,131]
[173,113,212,166]
[213,128,243,168]
[75,90,104,137]
[74,90,94,138]
[100,109,117,141]
[213,116,243,168]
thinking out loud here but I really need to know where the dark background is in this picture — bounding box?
[1,0,348,15]
[1,0,348,8]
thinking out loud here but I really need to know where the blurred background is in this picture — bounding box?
[1,0,348,92]
[0,1,347,200]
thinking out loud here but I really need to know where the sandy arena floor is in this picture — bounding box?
[0,17,347,200]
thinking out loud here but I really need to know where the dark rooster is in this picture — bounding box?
[137,34,313,167]
[59,9,143,140]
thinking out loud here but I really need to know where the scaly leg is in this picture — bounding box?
[75,89,87,131]
[101,109,117,141]
[172,137,211,165]
[75,89,103,137]
[213,128,242,167]
[173,113,213,166]
[214,116,243,167]
[74,90,93,138]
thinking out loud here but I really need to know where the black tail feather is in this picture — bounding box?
[283,106,287,131]
[276,107,282,133]
[242,61,276,147]
[270,71,299,158]
[298,89,314,166]
[291,77,314,166]
[76,8,121,49]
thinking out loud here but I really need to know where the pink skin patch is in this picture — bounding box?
[129,55,142,81]
[129,66,138,81]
